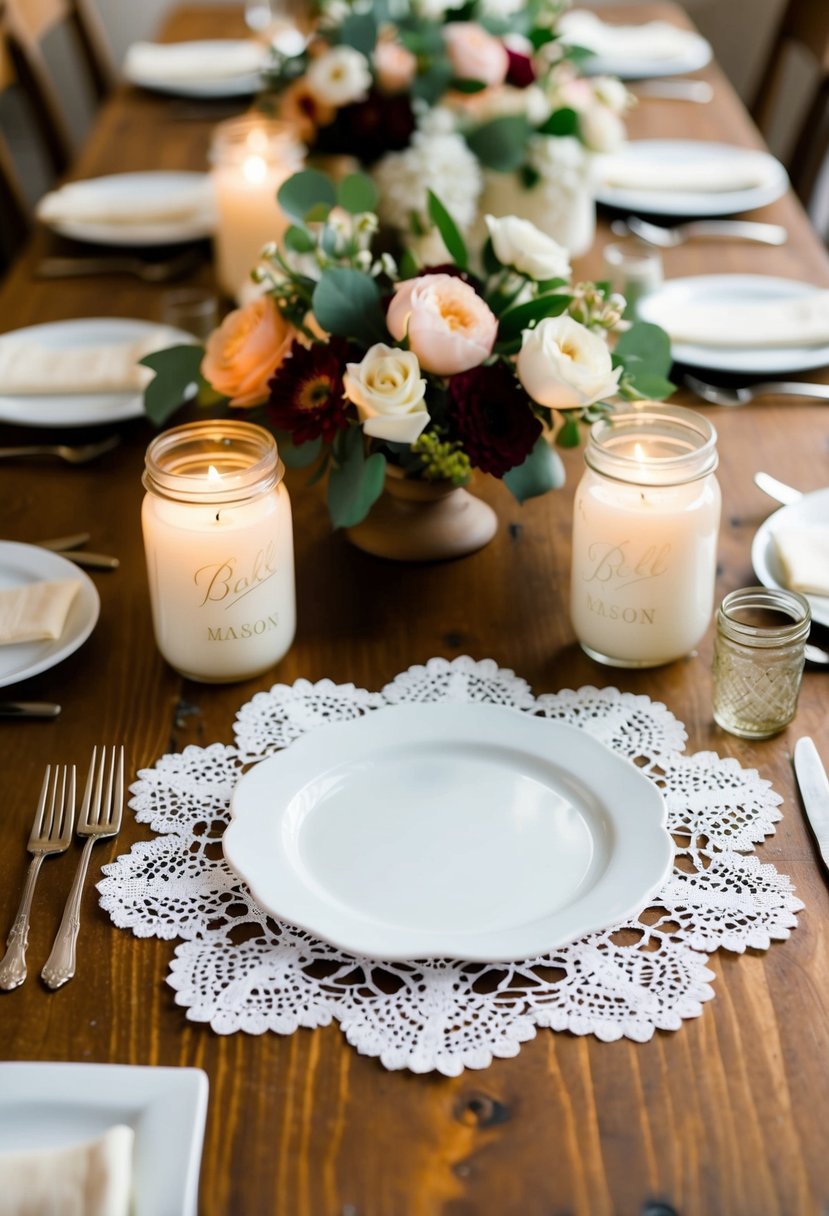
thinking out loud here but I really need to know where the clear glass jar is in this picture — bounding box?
[712,586,811,738]
[142,419,295,683]
[209,115,303,300]
[570,404,721,667]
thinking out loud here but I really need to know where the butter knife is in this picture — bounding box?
[0,701,61,718]
[793,737,829,869]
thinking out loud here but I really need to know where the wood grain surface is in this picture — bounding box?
[1,6,829,1215]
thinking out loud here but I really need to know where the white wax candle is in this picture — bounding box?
[142,474,295,682]
[570,459,721,667]
[212,149,291,301]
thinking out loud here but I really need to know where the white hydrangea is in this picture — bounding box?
[478,0,525,16]
[373,125,482,241]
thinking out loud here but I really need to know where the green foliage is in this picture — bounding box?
[449,78,488,94]
[503,437,566,503]
[555,416,582,448]
[284,224,316,254]
[327,426,387,528]
[274,432,323,469]
[613,322,675,398]
[411,59,453,105]
[140,345,206,426]
[337,11,377,55]
[465,115,533,172]
[277,170,337,223]
[538,106,580,138]
[427,189,468,269]
[312,268,387,345]
[337,172,378,215]
[497,293,570,343]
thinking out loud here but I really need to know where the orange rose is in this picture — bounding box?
[201,296,295,408]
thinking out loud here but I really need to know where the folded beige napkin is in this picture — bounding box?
[774,525,829,597]
[124,39,268,84]
[559,10,699,62]
[0,578,80,645]
[0,1124,133,1216]
[599,149,777,193]
[37,177,215,228]
[657,290,829,348]
[0,326,180,395]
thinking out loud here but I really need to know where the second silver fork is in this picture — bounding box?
[42,746,124,991]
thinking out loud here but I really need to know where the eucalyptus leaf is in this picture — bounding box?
[337,172,379,215]
[327,429,386,528]
[465,115,533,172]
[427,190,468,269]
[623,372,676,401]
[284,224,316,254]
[274,432,322,469]
[312,268,387,345]
[338,11,377,55]
[614,321,673,378]
[411,59,453,106]
[140,344,206,426]
[278,170,337,223]
[503,437,565,504]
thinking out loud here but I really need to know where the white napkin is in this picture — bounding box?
[0,1124,133,1216]
[656,289,829,348]
[0,326,180,395]
[124,39,268,84]
[599,148,777,193]
[0,578,80,645]
[558,10,700,63]
[774,525,829,597]
[37,177,215,228]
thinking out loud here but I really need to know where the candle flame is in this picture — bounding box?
[207,464,223,485]
[633,442,648,463]
[243,154,268,185]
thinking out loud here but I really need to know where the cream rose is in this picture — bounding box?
[484,215,571,281]
[386,274,498,376]
[343,343,429,442]
[517,315,621,408]
[443,22,509,87]
[373,39,417,94]
[201,296,295,408]
[580,105,626,154]
[305,46,372,107]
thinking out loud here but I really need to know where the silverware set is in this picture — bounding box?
[685,375,829,407]
[612,216,789,247]
[0,435,121,464]
[0,747,124,992]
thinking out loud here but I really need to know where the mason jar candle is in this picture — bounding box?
[142,420,295,683]
[570,404,721,667]
[210,116,303,301]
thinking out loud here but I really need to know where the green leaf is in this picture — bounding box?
[338,12,377,55]
[503,437,565,504]
[284,224,316,254]
[277,170,337,223]
[312,267,387,345]
[465,115,533,172]
[304,201,334,224]
[450,77,488,94]
[140,344,205,426]
[623,372,676,401]
[528,26,556,49]
[537,107,580,138]
[327,428,386,528]
[337,172,378,215]
[481,237,500,278]
[398,247,419,279]
[614,321,673,378]
[497,293,570,342]
[426,189,468,269]
[411,58,453,106]
[274,432,322,468]
[556,416,582,448]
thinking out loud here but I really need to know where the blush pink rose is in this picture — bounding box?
[386,274,498,376]
[444,22,509,87]
[373,39,417,94]
[201,296,295,408]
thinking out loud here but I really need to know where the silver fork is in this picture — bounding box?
[41,746,124,991]
[685,374,829,406]
[0,436,121,464]
[0,766,76,991]
[613,216,788,248]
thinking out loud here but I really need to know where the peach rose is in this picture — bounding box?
[386,274,498,376]
[276,78,335,143]
[201,296,296,408]
[373,39,417,94]
[443,22,509,87]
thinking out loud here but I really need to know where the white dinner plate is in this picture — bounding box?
[637,275,829,374]
[558,12,712,79]
[752,488,829,629]
[0,543,99,688]
[36,172,215,247]
[595,140,788,217]
[0,1063,208,1216]
[224,704,674,962]
[125,40,266,97]
[0,317,193,428]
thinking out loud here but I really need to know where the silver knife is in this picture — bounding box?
[793,737,829,868]
[0,701,61,718]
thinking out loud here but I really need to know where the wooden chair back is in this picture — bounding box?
[0,27,34,254]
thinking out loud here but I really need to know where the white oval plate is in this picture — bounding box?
[752,488,829,629]
[638,275,829,374]
[596,140,788,217]
[224,704,673,962]
[0,543,99,688]
[0,317,193,428]
[37,172,215,247]
[124,40,265,98]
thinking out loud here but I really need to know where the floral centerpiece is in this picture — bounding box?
[143,169,673,543]
[259,0,629,257]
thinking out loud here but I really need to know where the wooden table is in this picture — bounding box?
[1,6,829,1214]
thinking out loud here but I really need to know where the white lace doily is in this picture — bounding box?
[99,657,802,1075]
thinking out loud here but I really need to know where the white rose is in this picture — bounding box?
[343,343,430,442]
[580,105,626,154]
[484,214,571,281]
[592,76,630,115]
[517,316,622,408]
[306,46,371,107]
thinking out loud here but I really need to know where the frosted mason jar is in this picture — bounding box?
[210,116,303,301]
[570,405,721,667]
[142,420,295,683]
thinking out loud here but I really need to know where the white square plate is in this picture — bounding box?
[0,1062,208,1216]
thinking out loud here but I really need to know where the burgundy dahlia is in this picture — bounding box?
[506,49,536,89]
[267,339,353,444]
[448,363,542,478]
